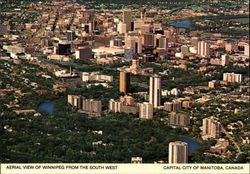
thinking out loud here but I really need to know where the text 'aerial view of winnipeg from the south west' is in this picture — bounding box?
[0,0,249,164]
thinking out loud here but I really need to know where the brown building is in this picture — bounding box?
[119,71,130,94]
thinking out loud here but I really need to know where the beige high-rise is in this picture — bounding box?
[168,141,188,164]
[198,41,210,58]
[138,102,153,119]
[202,116,221,140]
[149,75,161,108]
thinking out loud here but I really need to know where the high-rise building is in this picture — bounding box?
[119,71,131,94]
[169,113,190,127]
[109,99,122,113]
[68,95,102,116]
[123,10,132,32]
[223,72,242,83]
[117,22,127,34]
[125,36,142,54]
[221,54,229,66]
[124,48,134,61]
[140,24,151,35]
[138,102,153,119]
[168,141,188,164]
[197,41,210,58]
[75,47,92,60]
[143,33,155,47]
[66,30,76,41]
[149,75,161,108]
[202,116,221,140]
[158,36,168,49]
[58,41,71,55]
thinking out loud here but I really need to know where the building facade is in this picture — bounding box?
[119,71,131,94]
[149,75,161,108]
[168,141,188,164]
[202,116,221,140]
[138,102,153,119]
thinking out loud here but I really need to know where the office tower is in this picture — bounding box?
[197,41,210,58]
[123,10,132,32]
[149,75,161,108]
[58,41,71,55]
[141,24,151,35]
[143,33,155,47]
[66,30,75,41]
[169,113,190,127]
[168,141,188,164]
[125,36,142,54]
[119,71,131,94]
[138,102,153,119]
[221,54,229,66]
[117,22,127,34]
[124,48,134,61]
[75,47,92,60]
[158,36,168,49]
[202,116,221,140]
[223,72,242,83]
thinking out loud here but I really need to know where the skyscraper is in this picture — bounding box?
[138,102,153,119]
[119,71,131,94]
[143,33,155,47]
[149,75,161,108]
[197,41,210,58]
[125,36,142,54]
[123,10,132,32]
[202,116,221,140]
[66,30,75,41]
[168,141,188,164]
[221,54,229,66]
